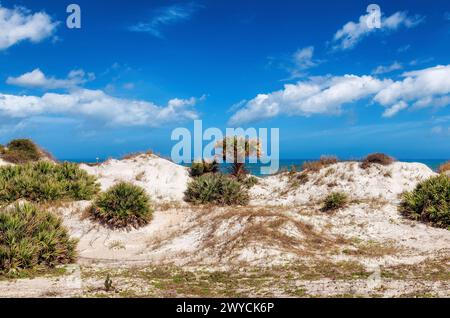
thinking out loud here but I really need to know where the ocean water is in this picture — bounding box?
[64,157,446,177]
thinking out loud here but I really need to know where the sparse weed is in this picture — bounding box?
[322,192,348,211]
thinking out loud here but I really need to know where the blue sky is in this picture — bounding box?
[0,0,450,160]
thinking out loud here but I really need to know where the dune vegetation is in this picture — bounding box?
[400,174,450,229]
[0,203,77,275]
[89,182,153,229]
[0,161,100,204]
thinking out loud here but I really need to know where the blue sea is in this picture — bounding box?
[63,157,446,177]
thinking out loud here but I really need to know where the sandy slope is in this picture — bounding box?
[250,161,436,205]
[80,154,190,203]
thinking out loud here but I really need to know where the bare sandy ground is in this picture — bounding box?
[0,155,449,297]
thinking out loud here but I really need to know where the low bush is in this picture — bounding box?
[1,139,42,164]
[189,159,219,177]
[0,161,100,204]
[0,203,77,275]
[241,175,258,189]
[361,153,394,169]
[184,173,249,205]
[302,155,339,173]
[90,182,153,229]
[438,161,450,174]
[319,155,339,165]
[322,192,348,211]
[399,175,450,229]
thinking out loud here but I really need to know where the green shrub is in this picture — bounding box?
[241,175,258,189]
[361,153,394,169]
[189,159,219,177]
[1,139,42,164]
[400,175,450,229]
[184,173,249,205]
[0,144,5,155]
[0,161,100,204]
[90,182,153,229]
[322,192,348,211]
[0,203,77,275]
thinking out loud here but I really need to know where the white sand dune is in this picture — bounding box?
[80,154,190,203]
[60,156,448,268]
[251,161,436,205]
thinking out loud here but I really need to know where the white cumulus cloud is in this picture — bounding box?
[374,65,450,115]
[229,64,450,124]
[7,69,95,90]
[0,89,201,127]
[0,5,58,50]
[229,75,391,125]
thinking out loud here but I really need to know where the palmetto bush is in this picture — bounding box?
[0,203,77,274]
[189,159,219,177]
[0,161,100,204]
[90,182,153,229]
[184,173,249,205]
[400,175,450,229]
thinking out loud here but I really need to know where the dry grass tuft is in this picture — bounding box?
[121,150,154,160]
[301,155,339,173]
[186,207,349,262]
[361,153,394,169]
[438,161,450,174]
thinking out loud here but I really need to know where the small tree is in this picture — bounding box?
[215,136,261,179]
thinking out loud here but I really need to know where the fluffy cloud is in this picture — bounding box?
[229,75,391,125]
[372,62,403,75]
[0,89,201,127]
[0,5,58,50]
[229,64,450,124]
[333,11,423,50]
[375,65,450,115]
[7,69,95,90]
